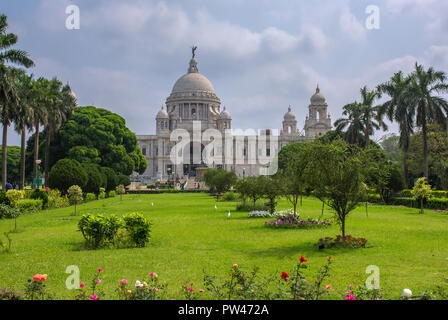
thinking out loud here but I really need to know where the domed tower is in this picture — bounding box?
[304,85,332,137]
[218,106,232,131]
[156,106,169,135]
[165,48,222,131]
[281,106,297,135]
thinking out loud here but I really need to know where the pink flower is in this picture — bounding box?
[90,294,98,300]
[349,285,353,288]
[346,295,356,300]
[189,281,194,286]
[98,268,103,272]
[199,289,204,293]
[149,272,156,277]
[120,279,128,285]
[79,283,85,288]
[95,279,101,284]
[188,287,194,292]
[153,287,159,292]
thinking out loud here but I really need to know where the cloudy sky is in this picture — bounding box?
[3,0,448,145]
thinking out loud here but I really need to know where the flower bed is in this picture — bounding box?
[265,216,333,229]
[318,235,367,249]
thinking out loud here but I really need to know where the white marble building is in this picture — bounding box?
[136,53,331,182]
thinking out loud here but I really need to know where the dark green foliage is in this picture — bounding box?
[30,189,49,208]
[48,159,88,194]
[48,106,147,175]
[101,167,118,192]
[117,174,131,187]
[0,191,11,206]
[203,169,237,196]
[83,164,106,194]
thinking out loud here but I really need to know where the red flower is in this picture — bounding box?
[300,256,307,263]
[281,272,290,282]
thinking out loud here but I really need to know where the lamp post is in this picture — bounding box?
[34,159,42,189]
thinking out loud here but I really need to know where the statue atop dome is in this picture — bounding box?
[191,45,197,59]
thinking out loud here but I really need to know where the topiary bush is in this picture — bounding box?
[108,190,116,198]
[16,200,43,214]
[48,159,88,194]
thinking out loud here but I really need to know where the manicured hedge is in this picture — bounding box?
[368,194,448,210]
[16,199,43,213]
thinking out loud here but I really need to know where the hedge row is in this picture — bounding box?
[368,195,448,210]
[399,189,448,198]
[126,189,207,195]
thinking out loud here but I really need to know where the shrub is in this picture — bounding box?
[85,193,96,202]
[117,175,131,187]
[108,190,116,198]
[29,189,49,208]
[400,189,413,197]
[78,214,108,249]
[221,191,238,202]
[6,190,24,208]
[236,201,268,212]
[98,188,106,200]
[0,204,21,219]
[0,287,23,300]
[318,235,367,249]
[0,191,10,206]
[48,159,88,194]
[412,178,432,214]
[47,190,70,209]
[431,191,448,198]
[116,184,126,201]
[16,200,43,214]
[123,212,152,248]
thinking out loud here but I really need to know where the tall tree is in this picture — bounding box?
[407,63,448,178]
[378,71,415,188]
[0,14,34,188]
[42,79,76,185]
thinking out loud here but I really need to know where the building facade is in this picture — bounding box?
[136,54,331,183]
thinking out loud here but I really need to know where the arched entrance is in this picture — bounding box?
[183,142,206,177]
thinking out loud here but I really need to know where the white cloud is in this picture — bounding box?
[339,7,366,41]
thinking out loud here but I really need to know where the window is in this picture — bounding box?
[191,108,196,117]
[142,147,146,155]
[266,148,271,157]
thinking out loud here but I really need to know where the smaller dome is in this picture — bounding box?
[311,85,326,104]
[284,106,296,120]
[156,106,169,119]
[219,106,231,120]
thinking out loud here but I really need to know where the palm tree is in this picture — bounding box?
[43,79,76,185]
[334,102,365,146]
[358,86,387,148]
[407,63,448,178]
[378,71,415,188]
[0,14,34,189]
[30,77,49,182]
[10,68,34,189]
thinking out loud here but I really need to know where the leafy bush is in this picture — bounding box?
[48,159,88,194]
[0,191,11,206]
[0,204,21,219]
[221,192,238,202]
[318,235,367,249]
[431,191,448,198]
[100,167,118,192]
[123,212,152,248]
[16,200,43,214]
[98,188,106,200]
[29,189,49,208]
[78,213,149,249]
[6,190,24,208]
[83,164,106,195]
[47,189,70,209]
[400,189,413,197]
[68,185,83,215]
[108,190,116,198]
[236,201,268,212]
[84,193,96,202]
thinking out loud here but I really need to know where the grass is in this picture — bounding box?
[0,193,447,299]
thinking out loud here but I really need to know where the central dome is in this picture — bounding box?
[172,72,215,94]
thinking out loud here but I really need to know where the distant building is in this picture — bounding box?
[136,52,331,182]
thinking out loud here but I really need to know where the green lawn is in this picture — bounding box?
[0,193,447,299]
